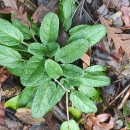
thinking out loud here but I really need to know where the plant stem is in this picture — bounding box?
[33,35,38,42]
[22,41,28,46]
[54,79,70,92]
[66,91,69,121]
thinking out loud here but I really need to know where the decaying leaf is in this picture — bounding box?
[17,0,37,14]
[15,108,45,124]
[100,17,130,56]
[103,0,129,9]
[0,102,5,124]
[0,0,17,13]
[121,6,130,27]
[12,4,30,27]
[85,113,118,130]
[32,0,59,23]
[81,49,91,69]
[0,0,30,27]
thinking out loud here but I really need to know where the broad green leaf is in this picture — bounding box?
[28,43,46,58]
[68,107,82,119]
[61,64,84,77]
[67,75,110,87]
[55,39,90,63]
[84,71,106,76]
[7,61,26,76]
[69,25,90,35]
[18,86,37,107]
[10,44,28,52]
[123,100,130,116]
[67,24,106,45]
[45,42,60,57]
[45,59,63,79]
[21,56,49,86]
[0,18,24,46]
[32,81,56,118]
[84,65,107,76]
[12,19,32,40]
[84,65,107,73]
[30,20,39,36]
[70,91,97,113]
[50,86,65,107]
[40,12,59,44]
[5,95,19,110]
[78,86,100,100]
[0,45,23,68]
[60,120,80,130]
[26,100,33,109]
[84,75,111,87]
[60,78,73,89]
[32,81,64,118]
[59,0,76,31]
[66,77,87,86]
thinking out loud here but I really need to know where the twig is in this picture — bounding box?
[66,91,69,121]
[103,84,130,110]
[79,0,85,20]
[118,89,130,109]
[76,0,94,22]
[54,79,70,92]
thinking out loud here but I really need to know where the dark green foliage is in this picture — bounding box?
[0,11,110,129]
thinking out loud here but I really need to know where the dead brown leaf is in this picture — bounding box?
[0,102,5,124]
[32,0,59,23]
[12,4,30,27]
[0,0,30,27]
[17,0,37,15]
[100,17,130,56]
[0,125,9,130]
[15,108,45,125]
[121,6,130,27]
[32,4,50,23]
[103,0,129,9]
[58,29,68,47]
[85,113,118,130]
[0,0,17,13]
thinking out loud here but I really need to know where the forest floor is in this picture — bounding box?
[0,0,130,130]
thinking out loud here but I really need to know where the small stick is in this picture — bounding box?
[79,0,85,20]
[118,89,130,109]
[76,0,94,22]
[66,92,69,121]
[103,84,130,110]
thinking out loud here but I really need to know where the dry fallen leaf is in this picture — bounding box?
[17,0,37,15]
[103,0,129,9]
[97,4,109,16]
[32,0,59,23]
[121,6,130,27]
[100,17,130,56]
[15,108,45,124]
[0,0,30,27]
[85,113,117,130]
[12,4,30,27]
[32,4,49,23]
[81,54,90,69]
[0,102,5,124]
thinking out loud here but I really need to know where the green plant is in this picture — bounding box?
[1,11,110,129]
